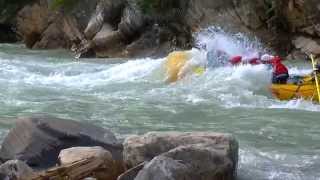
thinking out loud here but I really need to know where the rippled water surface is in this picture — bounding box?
[1,39,320,180]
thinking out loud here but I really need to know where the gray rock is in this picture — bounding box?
[0,116,123,169]
[85,9,105,40]
[117,162,146,180]
[0,160,35,180]
[84,0,125,39]
[135,156,190,180]
[118,4,146,39]
[123,132,238,168]
[124,132,238,180]
[135,144,236,180]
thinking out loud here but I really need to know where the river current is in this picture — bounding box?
[0,30,320,180]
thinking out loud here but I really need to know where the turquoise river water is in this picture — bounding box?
[0,31,320,180]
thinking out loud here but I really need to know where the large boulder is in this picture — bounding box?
[123,132,238,179]
[0,160,35,180]
[123,132,238,167]
[0,116,123,169]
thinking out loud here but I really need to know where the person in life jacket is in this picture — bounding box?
[229,56,242,65]
[261,54,289,84]
[229,55,262,65]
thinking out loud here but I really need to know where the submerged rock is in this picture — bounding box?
[123,132,238,180]
[0,116,123,169]
[0,160,35,180]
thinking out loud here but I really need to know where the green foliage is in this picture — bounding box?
[137,0,181,14]
[137,0,157,14]
[50,0,78,12]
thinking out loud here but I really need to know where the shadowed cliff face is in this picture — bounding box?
[0,0,35,42]
[4,0,320,59]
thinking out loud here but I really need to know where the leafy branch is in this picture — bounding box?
[50,0,78,12]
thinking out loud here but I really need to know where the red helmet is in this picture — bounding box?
[230,56,242,65]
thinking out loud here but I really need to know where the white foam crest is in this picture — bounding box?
[22,58,164,88]
[239,148,320,180]
[0,55,165,89]
[174,64,272,106]
[288,66,312,76]
[269,99,320,111]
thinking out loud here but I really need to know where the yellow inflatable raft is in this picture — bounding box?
[270,75,320,102]
[165,51,205,83]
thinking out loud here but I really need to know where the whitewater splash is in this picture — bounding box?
[0,29,319,112]
[163,27,320,111]
[194,27,267,66]
[1,32,320,180]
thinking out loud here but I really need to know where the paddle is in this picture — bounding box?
[310,54,320,103]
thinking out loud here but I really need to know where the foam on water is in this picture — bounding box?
[1,33,319,112]
[1,31,320,180]
[0,56,164,89]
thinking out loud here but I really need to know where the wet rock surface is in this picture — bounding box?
[0,116,239,180]
[123,132,238,180]
[0,160,35,180]
[57,146,123,180]
[0,115,123,169]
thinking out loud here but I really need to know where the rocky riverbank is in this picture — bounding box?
[0,116,238,180]
[2,0,320,59]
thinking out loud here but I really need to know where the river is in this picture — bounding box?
[0,30,320,180]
